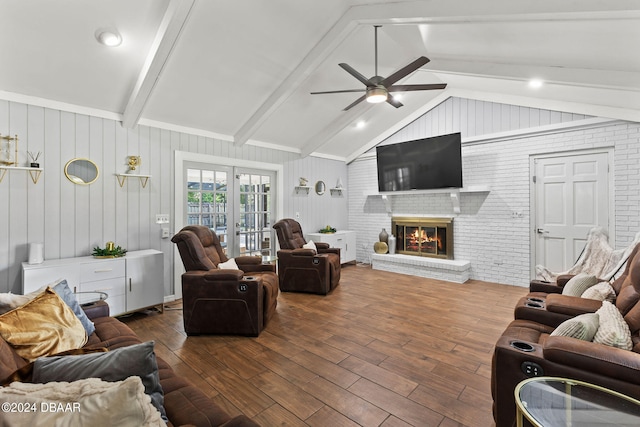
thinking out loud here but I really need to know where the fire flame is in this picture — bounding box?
[410,229,442,250]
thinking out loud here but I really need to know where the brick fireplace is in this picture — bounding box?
[391,217,453,260]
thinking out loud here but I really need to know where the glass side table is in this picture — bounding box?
[515,377,640,427]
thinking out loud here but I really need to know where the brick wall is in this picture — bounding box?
[348,98,640,286]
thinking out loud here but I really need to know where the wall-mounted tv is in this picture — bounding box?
[376,132,463,192]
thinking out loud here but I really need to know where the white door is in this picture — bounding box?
[533,151,610,274]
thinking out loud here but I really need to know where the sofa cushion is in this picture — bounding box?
[50,279,95,336]
[550,313,599,341]
[593,301,633,350]
[32,341,167,422]
[302,240,317,254]
[0,288,87,361]
[219,257,240,270]
[0,280,95,336]
[0,376,164,426]
[562,273,598,296]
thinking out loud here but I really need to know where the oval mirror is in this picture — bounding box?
[64,158,99,185]
[315,180,326,195]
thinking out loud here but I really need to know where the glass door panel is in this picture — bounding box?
[185,163,275,258]
[185,166,230,255]
[236,171,274,257]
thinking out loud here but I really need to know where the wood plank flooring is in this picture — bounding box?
[120,264,528,427]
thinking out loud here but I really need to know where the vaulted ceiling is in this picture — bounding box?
[1,1,639,162]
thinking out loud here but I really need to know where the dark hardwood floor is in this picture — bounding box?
[120,264,528,427]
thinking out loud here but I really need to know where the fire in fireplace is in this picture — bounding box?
[391,217,453,259]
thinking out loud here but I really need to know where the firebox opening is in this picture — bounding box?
[391,217,453,260]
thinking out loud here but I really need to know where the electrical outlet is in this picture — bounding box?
[161,227,170,239]
[156,214,169,224]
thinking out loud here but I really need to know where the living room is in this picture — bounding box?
[1,1,639,426]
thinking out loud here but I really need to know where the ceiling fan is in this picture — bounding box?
[311,25,447,111]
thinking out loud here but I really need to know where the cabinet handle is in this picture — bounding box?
[94,268,113,273]
[129,278,132,292]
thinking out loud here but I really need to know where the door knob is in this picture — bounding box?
[536,228,549,234]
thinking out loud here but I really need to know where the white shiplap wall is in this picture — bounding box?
[0,100,348,294]
[349,97,640,286]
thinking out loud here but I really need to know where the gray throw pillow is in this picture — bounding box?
[52,280,95,336]
[32,341,167,423]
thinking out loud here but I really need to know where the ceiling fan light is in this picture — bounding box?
[366,87,388,104]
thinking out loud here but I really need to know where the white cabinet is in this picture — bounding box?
[22,249,164,316]
[307,230,356,264]
[125,250,164,314]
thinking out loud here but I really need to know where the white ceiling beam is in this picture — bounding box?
[234,0,638,152]
[121,0,194,129]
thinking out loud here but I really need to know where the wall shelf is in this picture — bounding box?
[0,166,43,184]
[330,187,344,196]
[115,173,151,188]
[294,185,310,195]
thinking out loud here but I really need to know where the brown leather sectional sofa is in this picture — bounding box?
[0,301,260,427]
[491,243,640,427]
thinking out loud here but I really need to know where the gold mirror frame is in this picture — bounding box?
[315,180,326,195]
[64,158,99,185]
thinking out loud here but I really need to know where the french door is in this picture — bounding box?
[185,162,275,257]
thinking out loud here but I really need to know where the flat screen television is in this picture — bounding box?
[376,132,463,192]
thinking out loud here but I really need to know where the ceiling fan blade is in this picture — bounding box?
[381,56,431,87]
[386,97,403,108]
[339,63,372,86]
[343,94,366,111]
[387,83,447,92]
[310,89,366,95]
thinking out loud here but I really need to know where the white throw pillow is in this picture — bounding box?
[218,258,239,270]
[550,313,599,341]
[581,281,616,302]
[303,240,317,253]
[593,301,632,350]
[562,273,598,296]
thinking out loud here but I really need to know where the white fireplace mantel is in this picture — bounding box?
[364,186,490,214]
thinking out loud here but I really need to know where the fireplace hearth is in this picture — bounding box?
[391,217,453,259]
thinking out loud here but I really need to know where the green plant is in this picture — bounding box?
[319,225,336,233]
[92,245,127,257]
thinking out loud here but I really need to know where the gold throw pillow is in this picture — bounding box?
[0,287,87,362]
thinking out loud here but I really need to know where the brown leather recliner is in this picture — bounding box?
[491,242,640,427]
[171,225,278,336]
[514,243,640,328]
[272,218,341,295]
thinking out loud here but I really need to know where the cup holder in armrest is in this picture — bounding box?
[510,341,535,352]
[525,301,543,308]
[527,297,544,303]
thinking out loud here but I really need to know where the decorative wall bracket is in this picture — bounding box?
[116,173,151,188]
[0,166,43,184]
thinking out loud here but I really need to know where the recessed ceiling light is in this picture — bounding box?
[356,120,366,129]
[95,29,122,47]
[528,79,543,89]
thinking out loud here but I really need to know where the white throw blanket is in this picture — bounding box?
[536,228,640,282]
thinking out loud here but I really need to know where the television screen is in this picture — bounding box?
[376,132,463,192]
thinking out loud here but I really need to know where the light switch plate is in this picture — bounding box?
[156,214,169,224]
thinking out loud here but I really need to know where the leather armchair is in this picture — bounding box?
[272,218,341,295]
[492,242,640,427]
[530,229,640,294]
[515,243,640,328]
[171,225,278,336]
